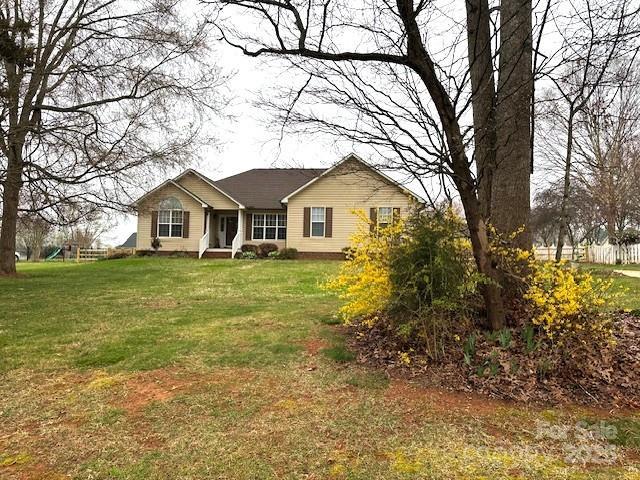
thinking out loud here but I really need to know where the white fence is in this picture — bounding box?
[584,243,640,265]
[534,245,585,262]
[76,248,108,261]
[534,243,640,264]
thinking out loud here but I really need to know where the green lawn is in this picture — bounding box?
[580,263,640,310]
[1,258,639,479]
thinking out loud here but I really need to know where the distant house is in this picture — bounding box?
[133,154,422,259]
[118,233,137,248]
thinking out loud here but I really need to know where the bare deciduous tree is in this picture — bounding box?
[206,0,540,329]
[16,212,50,260]
[533,0,640,259]
[575,77,640,237]
[0,0,225,274]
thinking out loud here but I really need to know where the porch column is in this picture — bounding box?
[237,209,244,242]
[232,209,244,258]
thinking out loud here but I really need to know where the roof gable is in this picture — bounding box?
[174,169,244,208]
[133,179,209,208]
[281,154,424,204]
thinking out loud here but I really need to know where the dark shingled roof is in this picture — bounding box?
[211,168,326,209]
[119,232,137,248]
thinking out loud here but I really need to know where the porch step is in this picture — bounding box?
[202,249,233,259]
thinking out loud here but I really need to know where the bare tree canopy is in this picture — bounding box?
[532,0,640,259]
[204,0,543,329]
[0,0,226,274]
[16,210,50,260]
[536,58,640,250]
[205,0,640,329]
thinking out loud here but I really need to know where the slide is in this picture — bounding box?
[45,247,62,261]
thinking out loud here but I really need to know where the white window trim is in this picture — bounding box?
[251,213,287,241]
[310,206,326,238]
[377,206,393,228]
[157,209,183,238]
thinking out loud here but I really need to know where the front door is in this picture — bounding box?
[225,216,238,247]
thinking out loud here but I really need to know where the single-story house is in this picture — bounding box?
[134,154,422,258]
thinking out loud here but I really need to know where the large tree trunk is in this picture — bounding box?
[397,0,506,329]
[466,0,498,219]
[457,172,506,330]
[0,147,24,275]
[493,0,533,249]
[555,114,574,261]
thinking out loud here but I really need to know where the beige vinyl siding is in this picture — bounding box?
[176,172,239,209]
[286,160,414,253]
[137,183,204,252]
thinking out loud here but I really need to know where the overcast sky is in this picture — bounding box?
[104,1,555,246]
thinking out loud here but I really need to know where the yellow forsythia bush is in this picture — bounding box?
[524,259,616,345]
[324,210,403,322]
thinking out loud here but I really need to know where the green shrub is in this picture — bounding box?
[275,247,298,260]
[241,244,258,254]
[104,251,131,260]
[257,243,278,258]
[387,209,478,360]
[240,251,257,260]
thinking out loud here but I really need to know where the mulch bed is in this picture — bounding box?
[347,312,640,409]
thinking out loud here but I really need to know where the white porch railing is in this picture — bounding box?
[198,231,209,259]
[231,209,244,259]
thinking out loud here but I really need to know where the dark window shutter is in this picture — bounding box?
[325,207,333,238]
[303,208,311,237]
[151,211,158,237]
[369,208,377,233]
[392,207,401,224]
[182,211,190,238]
[245,213,252,241]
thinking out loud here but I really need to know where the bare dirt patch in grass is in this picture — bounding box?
[385,379,509,417]
[119,371,190,414]
[301,338,330,356]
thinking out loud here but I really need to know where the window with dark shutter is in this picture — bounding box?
[303,207,311,237]
[311,207,326,237]
[151,211,158,237]
[369,208,377,232]
[182,211,190,238]
[325,208,333,238]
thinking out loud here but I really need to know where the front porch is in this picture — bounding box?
[202,248,234,259]
[198,208,245,259]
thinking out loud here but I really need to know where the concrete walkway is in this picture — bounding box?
[614,270,640,278]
